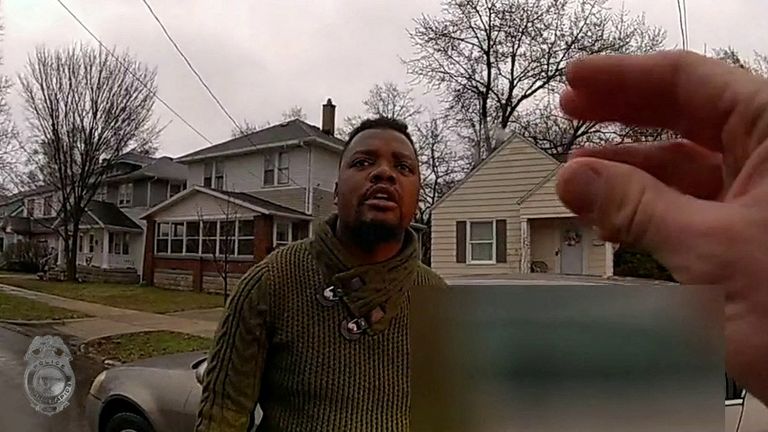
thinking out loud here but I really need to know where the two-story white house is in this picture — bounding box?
[0,152,188,283]
[139,99,345,292]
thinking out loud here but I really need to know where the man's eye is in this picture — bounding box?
[398,163,414,173]
[352,159,370,167]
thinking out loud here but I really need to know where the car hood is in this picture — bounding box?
[117,351,207,371]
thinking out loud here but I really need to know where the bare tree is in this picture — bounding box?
[281,105,307,121]
[19,43,161,281]
[406,0,666,166]
[337,82,424,140]
[413,114,471,264]
[198,201,237,302]
[712,46,768,77]
[230,119,268,138]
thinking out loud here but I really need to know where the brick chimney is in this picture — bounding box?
[321,98,336,136]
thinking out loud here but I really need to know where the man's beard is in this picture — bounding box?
[348,216,403,253]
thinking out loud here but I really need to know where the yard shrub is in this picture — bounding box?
[0,240,48,273]
[613,246,676,282]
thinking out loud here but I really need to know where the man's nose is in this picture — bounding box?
[370,163,396,183]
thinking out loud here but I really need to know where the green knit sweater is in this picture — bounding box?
[195,214,447,432]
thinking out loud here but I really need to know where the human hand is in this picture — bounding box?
[555,50,768,403]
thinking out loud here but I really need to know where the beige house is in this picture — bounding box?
[430,134,614,278]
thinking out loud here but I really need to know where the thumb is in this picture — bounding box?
[555,157,720,268]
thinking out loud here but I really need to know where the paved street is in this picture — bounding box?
[0,324,103,432]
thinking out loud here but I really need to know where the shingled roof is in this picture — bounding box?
[83,201,142,230]
[175,119,345,162]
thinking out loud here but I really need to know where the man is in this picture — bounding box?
[555,50,768,405]
[195,117,447,431]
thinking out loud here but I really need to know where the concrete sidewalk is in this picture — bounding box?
[0,283,221,340]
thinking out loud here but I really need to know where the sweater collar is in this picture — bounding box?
[310,213,420,335]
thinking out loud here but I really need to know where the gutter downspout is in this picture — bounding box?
[306,143,313,215]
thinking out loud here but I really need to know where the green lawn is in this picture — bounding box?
[0,277,224,314]
[0,291,90,321]
[83,330,212,363]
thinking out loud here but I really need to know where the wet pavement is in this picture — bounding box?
[0,323,104,432]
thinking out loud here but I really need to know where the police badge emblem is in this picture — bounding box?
[23,335,76,416]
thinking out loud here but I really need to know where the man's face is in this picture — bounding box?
[335,128,420,238]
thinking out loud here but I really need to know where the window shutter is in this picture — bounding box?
[456,221,467,263]
[495,219,507,263]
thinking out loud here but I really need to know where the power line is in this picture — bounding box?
[139,0,245,135]
[677,0,688,49]
[139,0,306,189]
[56,0,213,145]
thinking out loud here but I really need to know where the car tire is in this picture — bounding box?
[105,412,154,432]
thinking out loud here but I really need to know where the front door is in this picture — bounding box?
[560,227,583,274]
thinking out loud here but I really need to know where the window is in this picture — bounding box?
[201,221,217,254]
[237,220,254,256]
[204,162,225,189]
[214,163,225,189]
[94,185,107,201]
[25,199,35,217]
[468,221,495,263]
[185,221,200,254]
[171,222,185,254]
[203,162,213,187]
[263,155,275,186]
[274,221,292,248]
[88,233,95,254]
[264,152,288,186]
[168,182,183,198]
[277,152,289,185]
[156,222,170,254]
[43,195,53,217]
[109,232,130,255]
[118,183,133,207]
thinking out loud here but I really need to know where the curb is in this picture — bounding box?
[0,317,96,326]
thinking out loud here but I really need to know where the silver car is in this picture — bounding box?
[86,351,766,432]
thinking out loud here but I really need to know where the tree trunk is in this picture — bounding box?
[66,220,80,282]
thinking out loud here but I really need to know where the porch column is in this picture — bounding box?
[604,241,614,278]
[142,220,156,285]
[57,236,65,266]
[101,229,110,269]
[520,218,530,273]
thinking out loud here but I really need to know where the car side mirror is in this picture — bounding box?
[195,360,207,385]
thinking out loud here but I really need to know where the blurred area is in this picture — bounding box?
[411,283,724,432]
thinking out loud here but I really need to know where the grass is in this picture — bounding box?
[0,277,224,314]
[0,291,90,321]
[83,330,212,364]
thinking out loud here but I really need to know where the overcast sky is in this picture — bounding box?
[2,0,766,158]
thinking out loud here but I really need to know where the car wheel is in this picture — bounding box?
[105,412,154,432]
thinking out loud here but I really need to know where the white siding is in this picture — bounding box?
[520,173,574,218]
[183,146,310,192]
[152,192,258,220]
[431,138,558,278]
[187,162,204,187]
[311,146,341,191]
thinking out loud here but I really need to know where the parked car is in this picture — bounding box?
[85,351,261,432]
[86,352,767,432]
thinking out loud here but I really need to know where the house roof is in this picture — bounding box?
[83,201,142,231]
[118,151,157,167]
[106,156,188,182]
[432,132,562,211]
[139,185,313,220]
[175,119,346,163]
[0,184,56,206]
